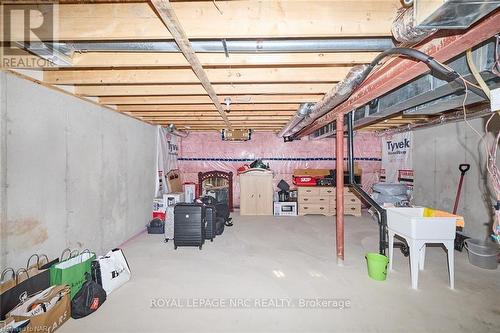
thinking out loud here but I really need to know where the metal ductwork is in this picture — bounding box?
[279,65,368,139]
[415,0,500,29]
[166,124,188,138]
[392,0,500,45]
[18,38,395,67]
[278,102,314,138]
[46,38,395,55]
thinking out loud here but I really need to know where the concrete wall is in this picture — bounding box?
[413,117,499,240]
[0,71,157,269]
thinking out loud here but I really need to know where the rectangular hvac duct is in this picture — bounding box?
[415,0,500,29]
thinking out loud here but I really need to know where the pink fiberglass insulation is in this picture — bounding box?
[178,131,381,207]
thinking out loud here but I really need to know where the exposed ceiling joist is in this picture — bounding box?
[71,52,381,68]
[43,67,347,85]
[125,111,297,117]
[100,95,322,105]
[76,83,333,97]
[142,118,291,123]
[3,1,399,41]
[117,104,301,112]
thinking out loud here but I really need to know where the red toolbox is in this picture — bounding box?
[293,175,317,186]
[293,169,331,186]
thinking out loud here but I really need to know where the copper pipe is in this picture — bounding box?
[336,114,345,263]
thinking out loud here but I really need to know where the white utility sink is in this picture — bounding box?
[386,207,463,290]
[386,207,460,240]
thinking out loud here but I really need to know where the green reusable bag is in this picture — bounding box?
[49,250,96,299]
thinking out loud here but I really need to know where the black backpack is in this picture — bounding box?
[71,274,107,319]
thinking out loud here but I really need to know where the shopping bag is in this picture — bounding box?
[0,317,30,332]
[71,274,106,319]
[7,285,70,333]
[50,250,96,299]
[91,248,131,295]
[0,268,16,294]
[38,254,60,271]
[25,254,57,280]
[1,267,50,320]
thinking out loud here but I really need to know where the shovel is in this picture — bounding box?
[453,163,470,251]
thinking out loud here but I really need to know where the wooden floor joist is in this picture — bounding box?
[117,104,301,112]
[76,83,334,97]
[3,1,398,41]
[124,111,297,117]
[100,95,322,105]
[71,52,381,68]
[43,67,347,85]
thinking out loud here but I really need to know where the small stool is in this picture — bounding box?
[388,230,454,290]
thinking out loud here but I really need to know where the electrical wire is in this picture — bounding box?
[492,34,500,76]
[466,49,491,100]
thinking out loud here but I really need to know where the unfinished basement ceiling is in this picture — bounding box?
[3,0,404,131]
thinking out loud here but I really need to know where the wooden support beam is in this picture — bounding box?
[71,52,380,68]
[43,67,348,85]
[150,0,230,127]
[76,83,334,97]
[100,94,322,105]
[117,104,300,112]
[3,1,398,41]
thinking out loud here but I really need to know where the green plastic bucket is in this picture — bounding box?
[365,253,389,281]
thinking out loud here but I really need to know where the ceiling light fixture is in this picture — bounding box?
[224,97,232,113]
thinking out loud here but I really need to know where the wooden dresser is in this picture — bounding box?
[298,186,361,217]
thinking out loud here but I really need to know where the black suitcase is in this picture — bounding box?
[174,204,205,250]
[215,217,225,235]
[200,196,231,225]
[204,205,217,241]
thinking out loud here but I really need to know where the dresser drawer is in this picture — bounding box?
[299,196,329,204]
[344,194,360,204]
[344,204,361,216]
[298,187,321,196]
[344,187,354,194]
[329,196,361,207]
[319,187,335,196]
[299,204,330,215]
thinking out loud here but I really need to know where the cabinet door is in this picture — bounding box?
[256,175,273,215]
[240,175,256,215]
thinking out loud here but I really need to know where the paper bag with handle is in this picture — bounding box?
[8,285,70,333]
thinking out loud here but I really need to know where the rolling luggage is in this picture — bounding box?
[200,196,232,226]
[174,204,205,250]
[215,217,225,235]
[164,206,175,242]
[204,205,217,241]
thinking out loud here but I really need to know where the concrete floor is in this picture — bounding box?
[61,212,500,333]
